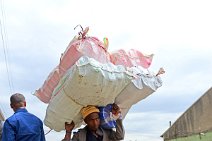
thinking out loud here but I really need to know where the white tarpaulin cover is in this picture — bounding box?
[45,56,163,131]
[115,67,162,118]
[45,56,133,131]
[116,67,162,107]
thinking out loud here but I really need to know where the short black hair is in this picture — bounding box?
[10,93,25,104]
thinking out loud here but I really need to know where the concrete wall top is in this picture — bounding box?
[162,87,212,140]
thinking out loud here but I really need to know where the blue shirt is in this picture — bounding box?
[2,108,45,141]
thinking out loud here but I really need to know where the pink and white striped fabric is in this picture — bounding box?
[110,49,153,68]
[59,37,110,76]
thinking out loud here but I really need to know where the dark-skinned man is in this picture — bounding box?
[62,104,124,141]
[2,93,46,141]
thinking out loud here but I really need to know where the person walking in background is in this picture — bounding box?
[2,93,46,141]
[62,104,124,141]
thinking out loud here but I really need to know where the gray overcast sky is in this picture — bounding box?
[1,0,212,140]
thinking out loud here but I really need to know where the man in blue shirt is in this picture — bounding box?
[2,93,46,141]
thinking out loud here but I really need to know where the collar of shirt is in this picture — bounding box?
[15,108,28,113]
[85,126,103,137]
[86,128,103,141]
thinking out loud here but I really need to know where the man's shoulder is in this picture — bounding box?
[4,115,18,128]
[74,127,88,135]
[6,114,16,122]
[72,127,87,140]
[74,127,107,135]
[8,111,42,124]
[27,112,41,119]
[26,112,43,123]
[75,126,87,133]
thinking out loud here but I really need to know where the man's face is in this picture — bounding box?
[85,112,100,131]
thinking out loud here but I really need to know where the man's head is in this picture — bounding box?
[10,93,26,112]
[81,105,100,131]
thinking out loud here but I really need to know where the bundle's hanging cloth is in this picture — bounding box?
[115,67,162,119]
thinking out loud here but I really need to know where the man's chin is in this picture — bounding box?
[90,127,99,131]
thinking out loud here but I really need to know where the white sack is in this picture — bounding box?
[52,56,132,106]
[45,56,133,131]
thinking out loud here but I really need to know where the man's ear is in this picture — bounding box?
[10,103,13,109]
[24,101,26,107]
[84,118,88,124]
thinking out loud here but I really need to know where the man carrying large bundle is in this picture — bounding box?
[62,104,124,141]
[34,26,165,139]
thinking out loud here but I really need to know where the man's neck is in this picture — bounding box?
[14,107,26,112]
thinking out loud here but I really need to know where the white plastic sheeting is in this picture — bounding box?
[45,56,133,131]
[115,67,162,118]
[44,56,163,131]
[116,67,162,106]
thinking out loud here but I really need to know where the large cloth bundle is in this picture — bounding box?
[35,26,164,132]
[44,57,163,131]
[45,56,132,131]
